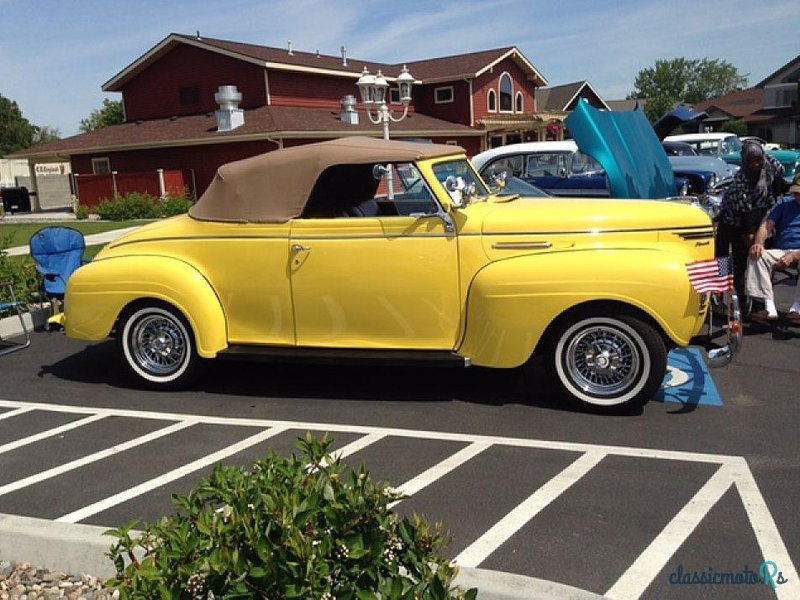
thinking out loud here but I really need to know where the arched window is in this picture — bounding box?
[487,89,497,112]
[499,73,513,112]
[515,92,524,113]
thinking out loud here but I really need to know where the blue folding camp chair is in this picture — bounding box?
[29,226,89,307]
[0,280,31,357]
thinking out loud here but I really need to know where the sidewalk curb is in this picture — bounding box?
[0,513,607,599]
[0,305,51,338]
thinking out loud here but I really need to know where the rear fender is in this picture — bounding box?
[458,249,702,368]
[63,255,227,358]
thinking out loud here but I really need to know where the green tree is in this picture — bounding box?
[0,94,37,157]
[719,119,747,136]
[32,125,61,145]
[629,58,748,123]
[79,98,124,132]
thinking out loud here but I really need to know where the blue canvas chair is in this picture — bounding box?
[0,280,31,357]
[29,226,88,307]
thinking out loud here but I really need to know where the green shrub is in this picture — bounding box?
[0,234,38,314]
[106,434,476,600]
[161,194,194,217]
[96,192,193,220]
[75,204,91,220]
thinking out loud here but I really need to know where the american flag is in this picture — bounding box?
[686,256,734,293]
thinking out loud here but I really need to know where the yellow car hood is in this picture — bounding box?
[480,196,710,234]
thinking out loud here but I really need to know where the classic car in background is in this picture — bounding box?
[51,136,735,411]
[722,147,800,186]
[664,132,742,158]
[472,141,609,197]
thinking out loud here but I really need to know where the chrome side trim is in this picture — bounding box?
[491,241,553,250]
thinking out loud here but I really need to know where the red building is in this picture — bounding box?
[17,33,553,202]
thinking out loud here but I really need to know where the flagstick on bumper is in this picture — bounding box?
[686,257,741,367]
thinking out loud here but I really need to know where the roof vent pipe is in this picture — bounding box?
[340,95,358,125]
[288,40,293,55]
[341,45,347,67]
[214,85,244,132]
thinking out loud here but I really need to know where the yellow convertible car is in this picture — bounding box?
[53,136,734,410]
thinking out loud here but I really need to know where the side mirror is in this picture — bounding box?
[559,167,568,177]
[372,164,390,180]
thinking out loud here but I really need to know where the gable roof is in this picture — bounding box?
[11,106,481,160]
[755,54,800,88]
[103,34,547,91]
[692,88,764,119]
[537,81,609,111]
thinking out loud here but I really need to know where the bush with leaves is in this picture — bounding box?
[96,192,193,221]
[0,234,38,314]
[75,204,91,220]
[106,434,476,600]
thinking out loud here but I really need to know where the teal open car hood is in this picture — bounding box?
[565,100,676,199]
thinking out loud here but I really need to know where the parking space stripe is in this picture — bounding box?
[0,421,195,497]
[56,426,290,524]
[0,407,35,421]
[330,432,387,461]
[733,457,799,600]
[605,464,734,599]
[455,450,607,568]
[390,441,493,508]
[0,415,106,455]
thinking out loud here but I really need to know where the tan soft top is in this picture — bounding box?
[189,137,465,223]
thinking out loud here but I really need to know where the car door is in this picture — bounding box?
[288,165,460,349]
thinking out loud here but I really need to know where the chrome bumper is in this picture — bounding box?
[695,292,742,368]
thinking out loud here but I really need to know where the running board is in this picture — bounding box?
[217,346,470,368]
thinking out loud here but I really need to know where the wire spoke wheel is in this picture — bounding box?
[119,303,199,388]
[552,312,667,410]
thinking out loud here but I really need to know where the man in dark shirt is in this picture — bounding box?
[716,141,785,309]
[746,173,800,324]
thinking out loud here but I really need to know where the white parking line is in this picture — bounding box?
[56,426,290,523]
[605,463,735,599]
[0,397,795,598]
[391,441,493,508]
[0,414,106,455]
[0,421,195,497]
[0,407,35,421]
[455,450,607,568]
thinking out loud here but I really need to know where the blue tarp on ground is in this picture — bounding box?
[655,347,723,406]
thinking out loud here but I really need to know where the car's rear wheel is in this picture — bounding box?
[118,302,200,389]
[549,312,667,411]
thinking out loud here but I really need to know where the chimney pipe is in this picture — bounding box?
[288,40,293,55]
[214,85,244,132]
[340,95,358,125]
[341,45,347,67]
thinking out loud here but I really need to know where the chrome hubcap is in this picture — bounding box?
[565,326,640,397]
[131,315,186,375]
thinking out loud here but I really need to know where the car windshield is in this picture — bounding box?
[688,137,742,156]
[432,159,490,197]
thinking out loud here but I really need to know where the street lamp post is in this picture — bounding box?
[356,65,415,140]
[356,65,414,198]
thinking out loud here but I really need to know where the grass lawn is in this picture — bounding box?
[0,221,136,249]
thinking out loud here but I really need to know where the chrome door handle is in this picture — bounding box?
[291,244,311,252]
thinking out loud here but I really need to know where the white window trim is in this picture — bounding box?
[91,157,111,175]
[434,85,454,104]
[515,91,524,113]
[499,72,514,114]
[487,89,497,113]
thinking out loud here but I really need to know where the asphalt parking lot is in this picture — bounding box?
[1,285,799,598]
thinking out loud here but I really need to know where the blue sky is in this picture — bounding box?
[1,0,797,137]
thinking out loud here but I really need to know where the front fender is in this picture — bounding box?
[458,249,703,368]
[63,255,227,358]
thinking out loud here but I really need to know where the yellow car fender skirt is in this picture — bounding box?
[63,256,227,358]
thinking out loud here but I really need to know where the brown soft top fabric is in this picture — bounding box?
[189,137,464,223]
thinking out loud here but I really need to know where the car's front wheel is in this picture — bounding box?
[118,301,200,389]
[549,312,667,411]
